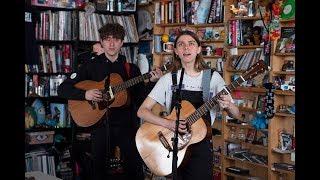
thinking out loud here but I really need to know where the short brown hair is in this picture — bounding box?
[173,30,207,72]
[98,23,125,40]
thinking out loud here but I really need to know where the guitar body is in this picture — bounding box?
[135,100,207,176]
[68,73,128,127]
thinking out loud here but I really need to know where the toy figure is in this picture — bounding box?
[230,0,248,16]
[238,0,249,16]
[272,0,282,18]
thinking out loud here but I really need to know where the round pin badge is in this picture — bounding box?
[70,73,77,79]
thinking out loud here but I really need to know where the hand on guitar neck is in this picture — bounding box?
[149,67,163,82]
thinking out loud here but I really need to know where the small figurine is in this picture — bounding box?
[272,0,282,18]
[230,0,249,16]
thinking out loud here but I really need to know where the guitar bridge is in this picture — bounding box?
[158,131,172,152]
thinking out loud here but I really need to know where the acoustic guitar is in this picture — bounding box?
[68,61,173,127]
[135,60,268,176]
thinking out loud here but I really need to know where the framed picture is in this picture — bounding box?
[280,132,293,151]
[245,129,256,143]
[122,0,137,12]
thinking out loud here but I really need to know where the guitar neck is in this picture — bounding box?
[186,76,245,125]
[112,73,151,94]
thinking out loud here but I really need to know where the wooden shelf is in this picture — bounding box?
[271,167,295,175]
[239,107,258,113]
[188,23,225,27]
[235,87,266,93]
[227,45,264,49]
[272,148,295,154]
[226,68,245,73]
[26,72,72,76]
[36,40,74,44]
[225,138,268,150]
[274,90,295,96]
[275,112,295,117]
[229,16,261,21]
[237,45,264,49]
[273,52,295,56]
[279,18,295,23]
[273,71,295,75]
[225,156,268,168]
[157,23,186,27]
[213,165,221,172]
[201,39,225,43]
[203,55,223,59]
[224,172,252,179]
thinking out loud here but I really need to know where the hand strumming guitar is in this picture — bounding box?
[85,89,103,102]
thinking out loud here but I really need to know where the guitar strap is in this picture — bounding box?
[124,62,131,78]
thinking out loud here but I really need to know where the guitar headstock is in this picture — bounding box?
[160,59,174,72]
[242,60,269,82]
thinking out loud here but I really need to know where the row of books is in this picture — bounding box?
[31,0,76,9]
[230,150,268,165]
[120,46,139,64]
[25,150,56,176]
[38,44,73,73]
[231,48,264,71]
[154,0,224,25]
[227,20,261,47]
[35,10,75,41]
[25,74,67,97]
[78,12,139,43]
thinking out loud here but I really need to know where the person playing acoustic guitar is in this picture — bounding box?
[137,30,240,179]
[58,23,162,180]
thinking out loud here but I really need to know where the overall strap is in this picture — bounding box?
[202,69,213,102]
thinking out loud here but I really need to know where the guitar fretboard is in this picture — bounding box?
[111,64,168,94]
[186,76,245,125]
[112,73,151,93]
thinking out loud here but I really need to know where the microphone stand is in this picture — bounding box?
[172,68,184,180]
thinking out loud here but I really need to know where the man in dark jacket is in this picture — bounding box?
[58,23,162,180]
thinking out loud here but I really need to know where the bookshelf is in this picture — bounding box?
[25,0,140,179]
[267,17,295,180]
[222,0,295,179]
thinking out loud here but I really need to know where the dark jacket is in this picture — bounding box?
[58,54,148,127]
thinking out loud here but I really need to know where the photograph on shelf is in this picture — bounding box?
[245,129,256,143]
[122,0,137,12]
[279,131,293,151]
[275,27,295,53]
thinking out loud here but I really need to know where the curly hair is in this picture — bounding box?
[98,23,125,40]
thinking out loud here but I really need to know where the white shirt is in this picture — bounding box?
[149,69,230,125]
